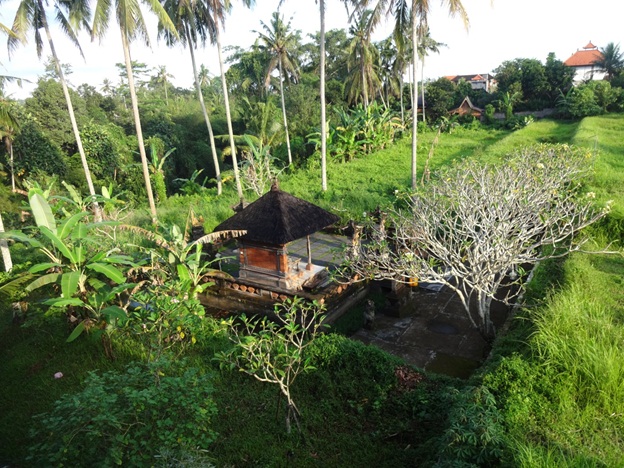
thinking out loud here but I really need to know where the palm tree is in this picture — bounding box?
[101,78,114,96]
[345,9,380,108]
[279,0,328,191]
[0,196,11,271]
[1,23,17,271]
[256,12,300,166]
[0,99,18,192]
[201,0,256,202]
[153,65,174,104]
[92,0,177,224]
[595,42,624,81]
[417,25,444,123]
[198,64,211,88]
[5,0,102,218]
[362,0,468,189]
[158,0,223,195]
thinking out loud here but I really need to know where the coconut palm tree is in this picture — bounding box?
[4,0,102,218]
[101,78,114,96]
[0,100,18,192]
[256,12,300,166]
[417,25,444,123]
[152,64,174,104]
[278,0,330,191]
[158,0,224,195]
[201,0,256,202]
[0,38,16,270]
[198,64,211,88]
[595,42,624,81]
[345,9,380,108]
[361,0,468,189]
[92,0,177,224]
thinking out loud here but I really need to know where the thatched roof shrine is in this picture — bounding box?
[213,183,340,245]
[213,182,340,291]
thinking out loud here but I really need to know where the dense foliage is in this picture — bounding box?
[1,5,624,465]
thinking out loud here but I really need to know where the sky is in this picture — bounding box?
[0,0,622,100]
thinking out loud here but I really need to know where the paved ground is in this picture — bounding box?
[287,232,347,268]
[352,284,509,379]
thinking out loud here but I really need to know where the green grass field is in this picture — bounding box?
[1,115,623,466]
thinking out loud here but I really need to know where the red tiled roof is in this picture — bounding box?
[564,42,603,67]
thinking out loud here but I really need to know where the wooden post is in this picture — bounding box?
[306,235,313,271]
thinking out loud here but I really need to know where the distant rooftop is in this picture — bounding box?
[564,41,603,67]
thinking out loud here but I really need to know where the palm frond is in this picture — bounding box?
[54,7,85,59]
[191,229,247,246]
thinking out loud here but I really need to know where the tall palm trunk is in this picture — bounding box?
[278,57,293,166]
[0,212,12,272]
[421,57,426,123]
[39,1,101,220]
[121,28,158,224]
[5,137,15,192]
[186,23,222,195]
[411,16,419,190]
[361,63,369,108]
[215,23,243,200]
[319,0,327,192]
[399,73,405,126]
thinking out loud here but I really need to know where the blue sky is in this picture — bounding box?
[1,0,621,99]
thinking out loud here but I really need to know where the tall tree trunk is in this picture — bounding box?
[361,63,369,108]
[278,57,292,166]
[400,73,405,126]
[186,24,222,195]
[421,57,426,123]
[40,2,101,221]
[0,212,12,272]
[5,137,15,192]
[121,28,158,224]
[411,16,419,190]
[215,24,243,201]
[319,0,327,192]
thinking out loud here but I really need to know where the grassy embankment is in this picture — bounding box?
[1,117,623,466]
[475,115,624,466]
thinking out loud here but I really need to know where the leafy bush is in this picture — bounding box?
[306,333,401,410]
[28,359,218,466]
[438,386,507,465]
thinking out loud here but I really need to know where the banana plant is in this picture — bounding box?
[121,220,245,299]
[3,190,136,342]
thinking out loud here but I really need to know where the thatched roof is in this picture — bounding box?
[213,183,340,245]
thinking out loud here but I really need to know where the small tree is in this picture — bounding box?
[217,298,326,433]
[343,145,611,339]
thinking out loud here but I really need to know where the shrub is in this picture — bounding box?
[28,359,218,466]
[438,386,507,465]
[306,333,401,410]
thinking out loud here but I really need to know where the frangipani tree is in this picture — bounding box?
[344,145,610,339]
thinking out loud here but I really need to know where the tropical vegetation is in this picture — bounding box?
[1,3,624,467]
